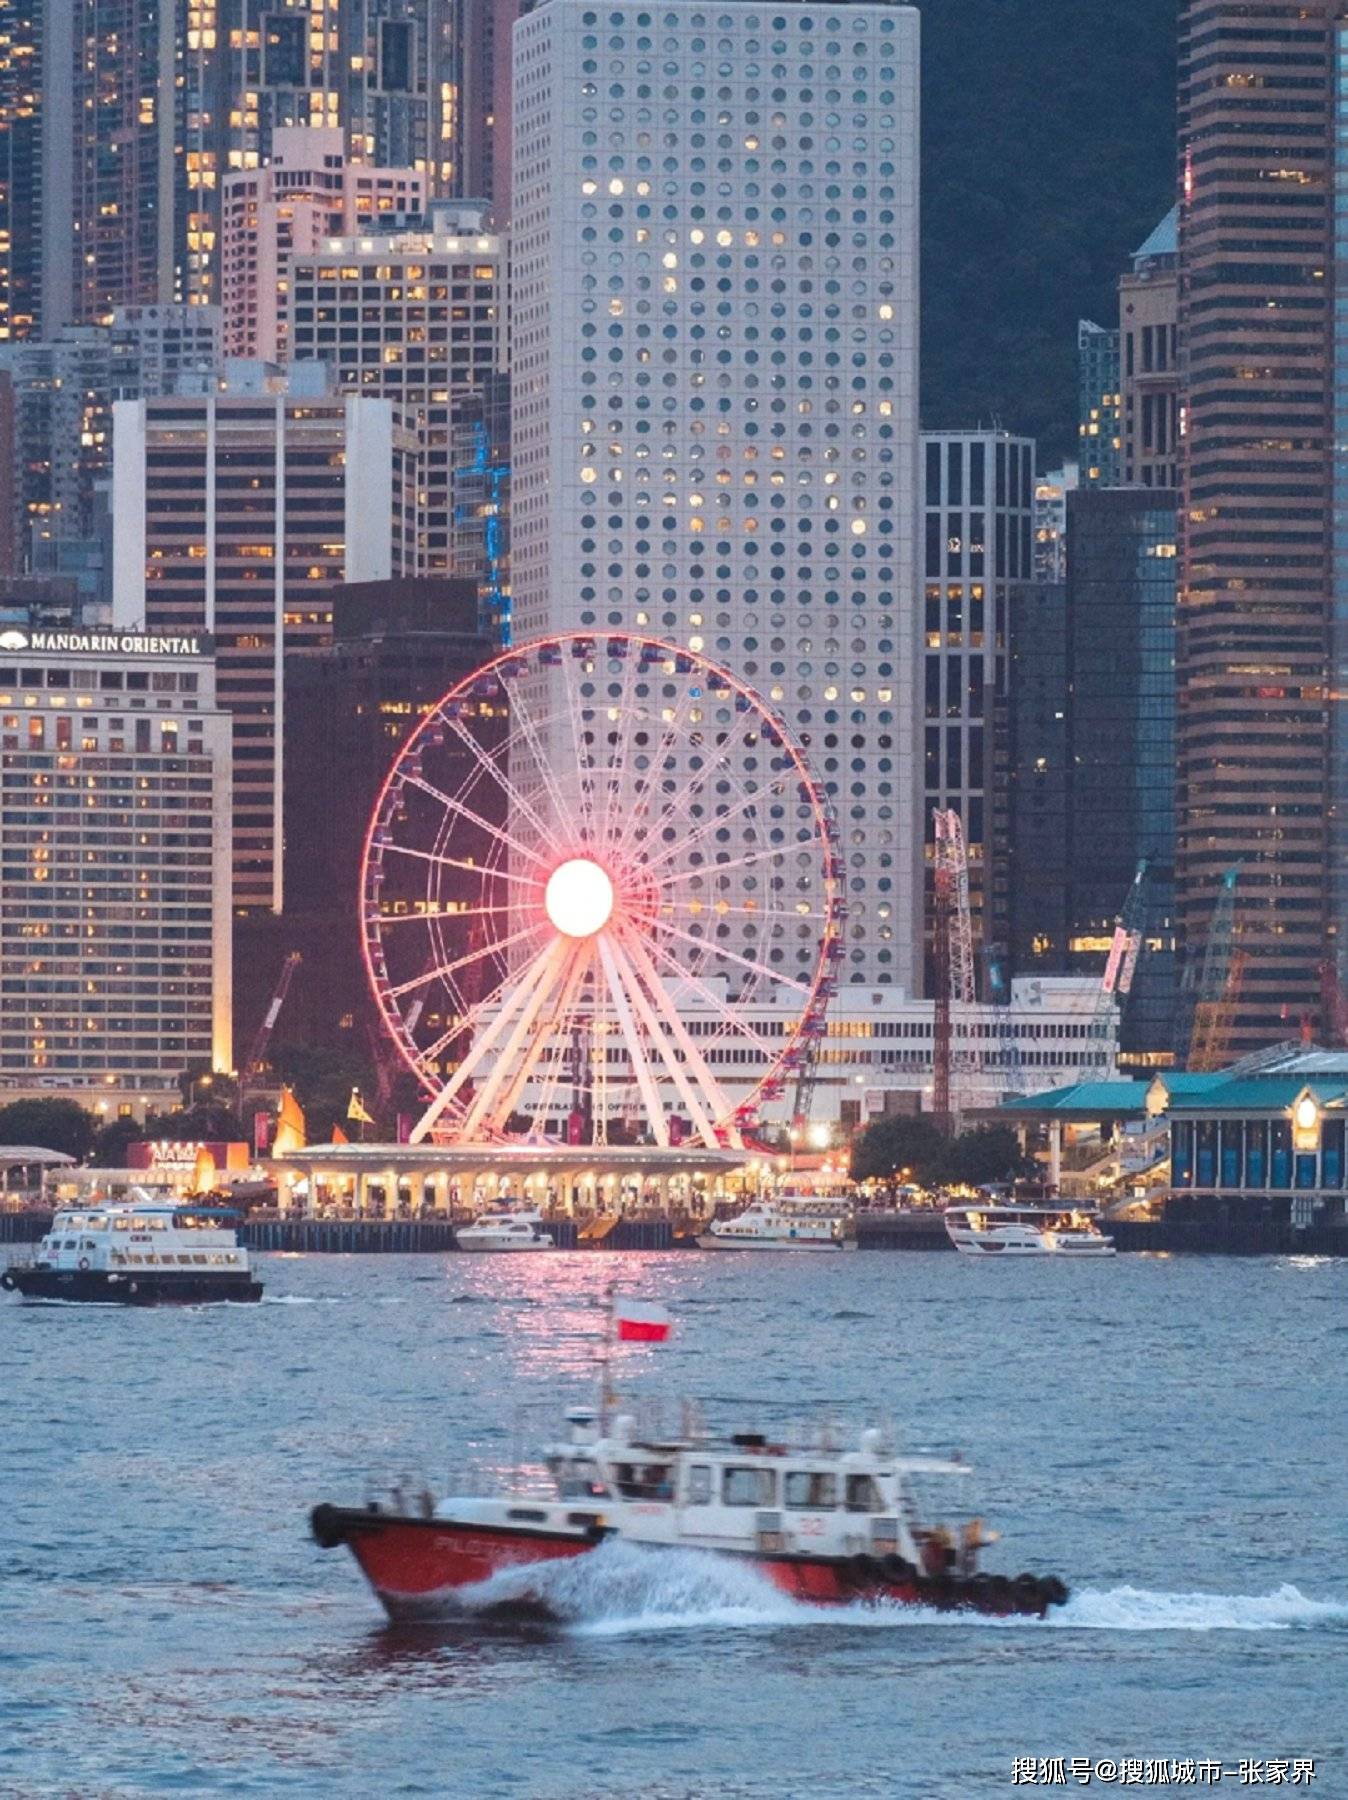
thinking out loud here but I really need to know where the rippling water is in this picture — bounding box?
[3,1251,1346,1798]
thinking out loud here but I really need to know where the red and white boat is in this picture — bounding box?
[311,1405,1069,1622]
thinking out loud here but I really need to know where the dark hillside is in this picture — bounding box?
[919,0,1177,459]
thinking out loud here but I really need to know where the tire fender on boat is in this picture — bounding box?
[78,1258,91,1271]
[0,1269,15,1291]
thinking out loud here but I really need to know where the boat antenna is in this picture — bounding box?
[598,1279,617,1431]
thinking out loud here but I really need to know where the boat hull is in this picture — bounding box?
[310,1505,1063,1622]
[694,1235,847,1251]
[1,1267,263,1304]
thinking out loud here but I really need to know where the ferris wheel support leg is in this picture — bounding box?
[607,928,721,1149]
[482,942,587,1134]
[597,936,671,1149]
[619,928,736,1148]
[409,938,561,1143]
[458,936,576,1140]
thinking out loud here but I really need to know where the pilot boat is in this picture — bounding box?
[311,1405,1068,1622]
[696,1188,852,1250]
[0,1195,263,1303]
[455,1208,555,1252]
[944,1202,1116,1257]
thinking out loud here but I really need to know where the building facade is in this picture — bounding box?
[510,0,922,995]
[111,366,418,913]
[1178,0,1335,1050]
[0,306,220,596]
[221,127,425,360]
[1077,318,1121,488]
[284,202,505,573]
[1032,461,1075,584]
[0,623,232,1106]
[922,429,1033,966]
[1064,486,1178,1065]
[1119,206,1179,490]
[1007,577,1069,981]
[450,369,511,639]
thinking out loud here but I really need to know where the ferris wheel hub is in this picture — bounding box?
[545,856,616,939]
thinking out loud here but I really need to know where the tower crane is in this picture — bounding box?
[239,951,301,1107]
[1186,864,1244,1072]
[1088,857,1151,1062]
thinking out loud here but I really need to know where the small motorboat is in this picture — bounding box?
[455,1208,555,1252]
[944,1203,1116,1257]
[312,1302,1068,1623]
[1,1194,263,1303]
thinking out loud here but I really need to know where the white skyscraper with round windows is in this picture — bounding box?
[511,0,921,997]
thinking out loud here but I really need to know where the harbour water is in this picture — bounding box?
[3,1252,1346,1798]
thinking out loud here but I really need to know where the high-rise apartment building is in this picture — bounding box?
[510,0,922,995]
[1119,206,1179,490]
[0,305,220,595]
[450,369,511,639]
[111,364,419,912]
[1178,0,1336,1049]
[921,429,1034,964]
[0,623,232,1104]
[1077,318,1121,487]
[285,202,505,572]
[221,127,425,360]
[1032,461,1076,584]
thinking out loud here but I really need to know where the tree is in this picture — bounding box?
[849,1114,951,1186]
[947,1126,1034,1188]
[0,1098,98,1162]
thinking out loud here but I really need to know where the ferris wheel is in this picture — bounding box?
[360,632,844,1148]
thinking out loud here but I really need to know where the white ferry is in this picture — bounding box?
[697,1189,852,1251]
[1,1195,263,1303]
[944,1202,1116,1258]
[311,1403,1069,1623]
[456,1209,555,1253]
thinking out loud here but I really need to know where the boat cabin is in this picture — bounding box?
[36,1204,249,1274]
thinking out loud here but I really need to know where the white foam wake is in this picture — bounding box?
[448,1544,1348,1638]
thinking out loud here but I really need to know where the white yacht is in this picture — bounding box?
[1,1195,263,1303]
[697,1187,852,1251]
[455,1209,555,1252]
[944,1203,1116,1258]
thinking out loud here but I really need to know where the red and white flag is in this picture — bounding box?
[614,1297,671,1343]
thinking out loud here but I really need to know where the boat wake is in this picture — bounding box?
[446,1544,1348,1638]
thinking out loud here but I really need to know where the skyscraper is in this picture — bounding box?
[1178,0,1336,1049]
[1077,318,1121,488]
[1119,206,1178,490]
[921,428,1034,965]
[510,0,922,995]
[111,365,419,913]
[220,127,425,360]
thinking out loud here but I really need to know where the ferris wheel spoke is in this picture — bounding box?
[410,934,571,1142]
[605,927,727,1146]
[437,708,567,859]
[618,701,764,860]
[608,681,696,854]
[596,935,674,1148]
[385,918,549,1002]
[665,839,807,885]
[375,839,545,893]
[372,901,522,928]
[649,914,810,997]
[663,898,831,923]
[640,768,800,881]
[404,772,553,870]
[458,938,582,1138]
[640,929,783,1062]
[414,932,556,1068]
[593,642,642,848]
[501,672,589,845]
[524,950,591,1134]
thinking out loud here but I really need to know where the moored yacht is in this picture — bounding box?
[697,1186,852,1250]
[455,1208,555,1252]
[944,1202,1116,1257]
[1,1195,263,1302]
[312,1402,1069,1622]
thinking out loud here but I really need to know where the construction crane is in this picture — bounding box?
[1187,864,1243,1072]
[239,951,301,1104]
[932,808,975,1127]
[1088,857,1151,1061]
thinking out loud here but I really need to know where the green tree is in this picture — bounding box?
[947,1125,1033,1188]
[0,1098,98,1161]
[849,1114,951,1186]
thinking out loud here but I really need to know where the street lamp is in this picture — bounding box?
[193,1073,214,1109]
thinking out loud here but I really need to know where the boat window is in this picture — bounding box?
[80,1239,98,1251]
[845,1474,883,1513]
[506,1507,549,1523]
[785,1470,838,1510]
[615,1462,674,1501]
[192,1254,208,1265]
[113,1218,130,1231]
[686,1465,712,1505]
[63,1239,78,1250]
[723,1466,776,1507]
[556,1460,609,1499]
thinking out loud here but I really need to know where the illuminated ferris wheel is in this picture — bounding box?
[360,632,844,1147]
